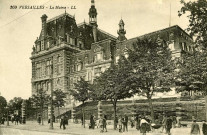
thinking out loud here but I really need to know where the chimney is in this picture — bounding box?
[92,25,97,42]
[41,14,48,38]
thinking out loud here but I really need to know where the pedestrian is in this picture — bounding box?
[166,116,173,135]
[140,116,148,135]
[37,114,41,125]
[118,116,123,132]
[102,115,107,132]
[190,120,200,135]
[1,117,5,125]
[89,114,95,129]
[99,116,103,132]
[172,116,177,128]
[60,116,64,129]
[81,116,83,126]
[123,114,128,132]
[145,116,151,132]
[11,115,14,123]
[131,115,135,128]
[15,115,19,125]
[202,120,207,135]
[161,115,167,133]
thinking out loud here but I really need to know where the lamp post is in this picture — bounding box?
[6,106,9,126]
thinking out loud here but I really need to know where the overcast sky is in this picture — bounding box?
[0,0,190,101]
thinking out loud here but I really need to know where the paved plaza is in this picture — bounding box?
[0,120,195,135]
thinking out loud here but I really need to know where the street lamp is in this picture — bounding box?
[6,106,9,126]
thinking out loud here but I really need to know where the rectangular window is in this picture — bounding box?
[94,67,102,76]
[169,42,175,51]
[41,41,44,51]
[97,53,102,60]
[47,41,50,49]
[67,35,69,43]
[70,38,73,45]
[37,45,40,52]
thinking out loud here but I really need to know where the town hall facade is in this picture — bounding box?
[30,0,194,108]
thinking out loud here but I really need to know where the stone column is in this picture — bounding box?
[175,97,182,128]
[21,100,26,124]
[71,103,76,123]
[97,101,102,120]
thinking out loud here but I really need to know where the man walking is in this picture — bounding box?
[190,120,200,135]
[123,114,128,132]
[202,120,207,135]
[166,116,173,135]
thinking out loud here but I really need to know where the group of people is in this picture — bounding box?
[190,120,207,135]
[0,114,21,125]
[116,114,129,132]
[88,114,108,132]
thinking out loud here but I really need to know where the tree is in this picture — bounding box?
[53,89,66,118]
[31,89,50,125]
[178,0,207,48]
[125,38,175,122]
[25,97,36,119]
[0,96,7,117]
[93,55,134,130]
[175,50,207,119]
[69,78,91,128]
[8,97,23,114]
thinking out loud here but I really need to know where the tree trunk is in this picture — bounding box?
[82,102,85,128]
[58,106,60,120]
[205,95,207,121]
[113,101,117,130]
[148,97,154,123]
[41,105,44,125]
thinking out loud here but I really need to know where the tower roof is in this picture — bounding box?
[119,19,125,25]
[89,0,97,16]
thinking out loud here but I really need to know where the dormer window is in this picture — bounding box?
[169,42,175,51]
[37,44,40,52]
[70,25,74,32]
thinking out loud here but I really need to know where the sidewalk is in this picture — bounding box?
[0,121,191,135]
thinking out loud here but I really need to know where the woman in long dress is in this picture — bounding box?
[140,117,148,135]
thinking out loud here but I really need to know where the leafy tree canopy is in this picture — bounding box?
[126,38,176,99]
[178,0,207,48]
[175,51,207,95]
[53,89,66,108]
[93,55,134,104]
[8,97,23,112]
[0,96,7,115]
[69,78,91,104]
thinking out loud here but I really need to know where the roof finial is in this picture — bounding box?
[65,9,66,15]
[91,0,95,6]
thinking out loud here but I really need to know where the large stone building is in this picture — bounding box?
[30,0,193,108]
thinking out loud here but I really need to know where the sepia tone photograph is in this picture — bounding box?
[0,0,207,134]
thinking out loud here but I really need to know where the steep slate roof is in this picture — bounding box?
[117,25,193,50]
